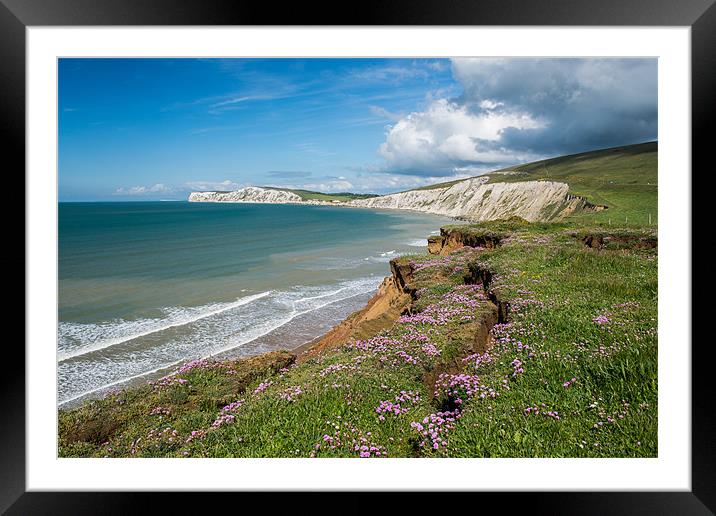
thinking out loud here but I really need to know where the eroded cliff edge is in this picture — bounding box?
[296,238,504,361]
[297,271,413,361]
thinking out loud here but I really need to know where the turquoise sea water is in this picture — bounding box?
[58,201,455,405]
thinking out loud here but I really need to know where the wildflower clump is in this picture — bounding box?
[148,376,188,389]
[592,314,610,325]
[434,373,482,404]
[252,381,273,395]
[375,390,421,421]
[312,420,387,458]
[411,410,461,451]
[212,400,244,428]
[279,385,303,402]
[462,351,493,372]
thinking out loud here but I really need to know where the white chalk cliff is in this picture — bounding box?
[188,187,303,204]
[347,178,589,222]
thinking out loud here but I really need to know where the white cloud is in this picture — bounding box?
[286,172,478,194]
[268,177,355,193]
[378,98,543,173]
[376,58,657,176]
[479,99,503,110]
[349,172,475,193]
[303,180,355,192]
[346,63,429,83]
[114,183,173,196]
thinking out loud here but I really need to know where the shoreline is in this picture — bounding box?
[58,277,392,410]
[57,244,436,410]
[59,256,405,411]
[57,232,428,410]
[58,247,418,410]
[58,287,380,410]
[58,203,459,409]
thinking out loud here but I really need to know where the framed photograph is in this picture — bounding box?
[7,0,711,512]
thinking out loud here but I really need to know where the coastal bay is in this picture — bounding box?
[58,201,456,406]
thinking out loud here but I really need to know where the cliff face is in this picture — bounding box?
[348,178,587,222]
[189,178,602,222]
[297,273,412,361]
[189,187,303,203]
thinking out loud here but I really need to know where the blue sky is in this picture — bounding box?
[59,58,657,201]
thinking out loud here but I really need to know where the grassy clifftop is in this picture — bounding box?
[59,220,657,458]
[264,188,379,202]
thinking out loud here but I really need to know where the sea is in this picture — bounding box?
[58,201,456,407]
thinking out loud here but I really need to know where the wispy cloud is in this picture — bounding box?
[189,124,251,135]
[114,183,174,196]
[334,117,387,129]
[167,60,449,117]
[167,76,326,115]
[344,60,447,84]
[369,105,404,122]
[206,91,301,114]
[209,95,276,109]
[294,142,337,158]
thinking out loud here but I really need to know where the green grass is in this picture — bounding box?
[445,228,657,456]
[59,220,657,458]
[263,187,379,202]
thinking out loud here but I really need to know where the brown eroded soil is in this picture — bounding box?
[293,274,412,362]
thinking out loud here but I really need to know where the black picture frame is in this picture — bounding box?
[4,0,711,512]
